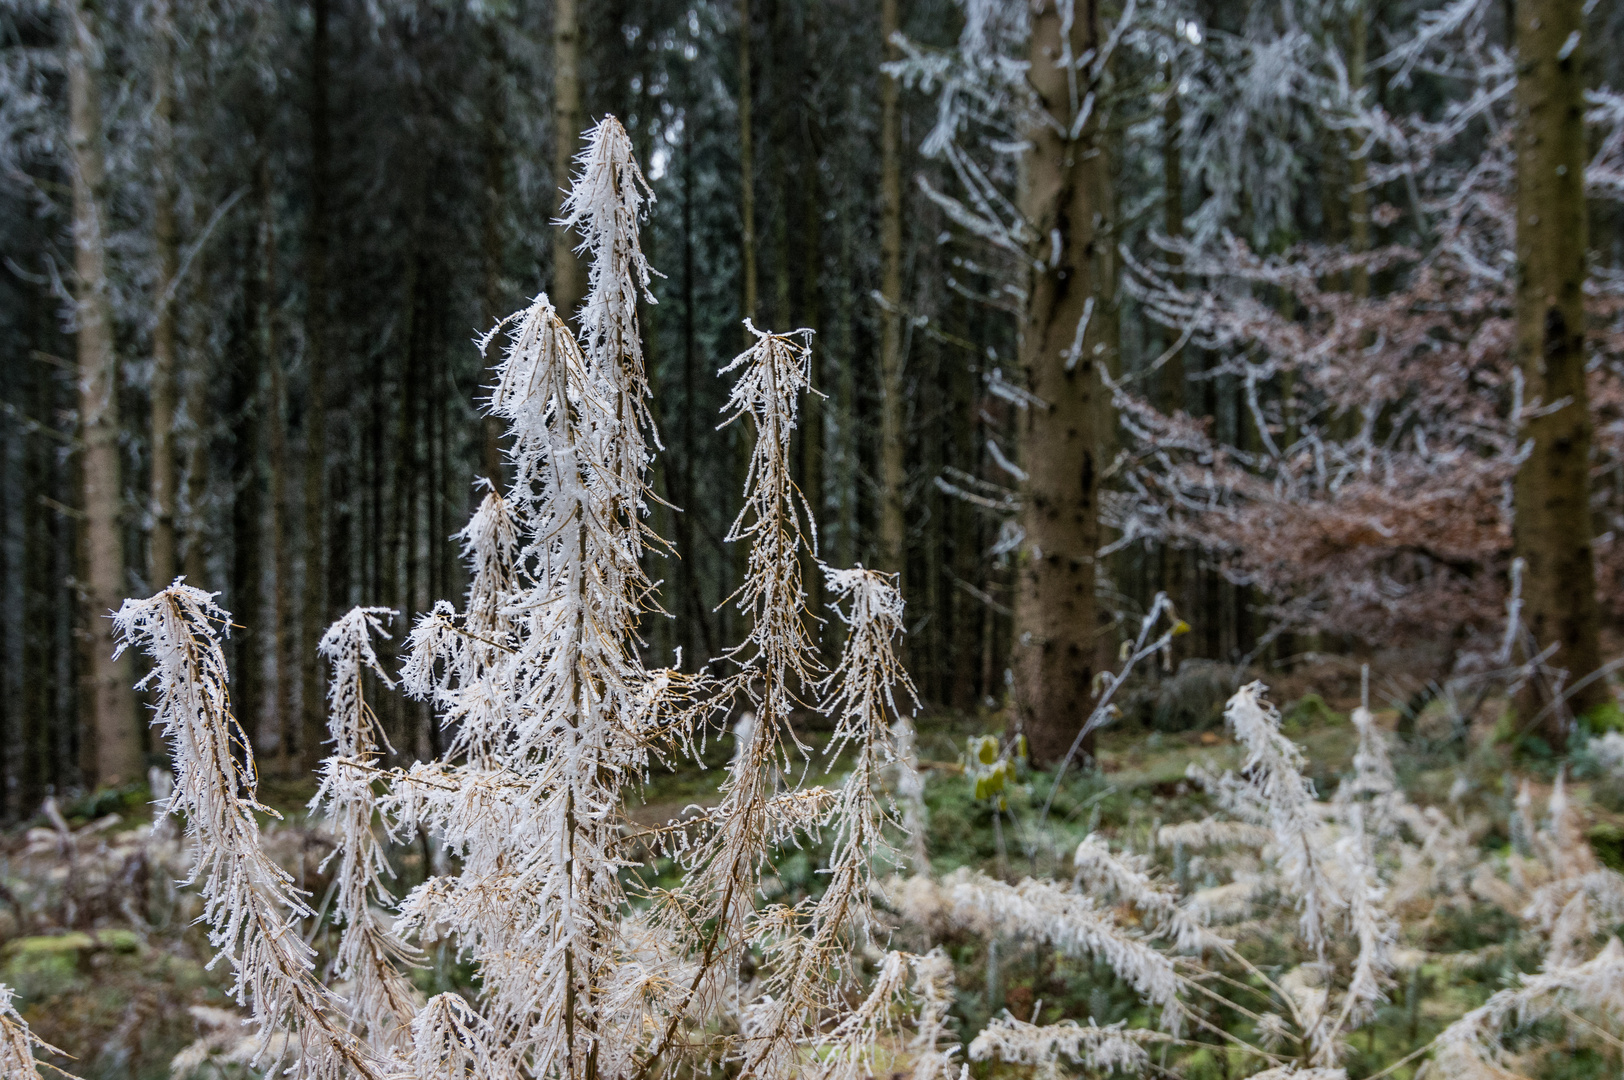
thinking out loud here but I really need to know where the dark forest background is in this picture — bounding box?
[5,0,1624,817]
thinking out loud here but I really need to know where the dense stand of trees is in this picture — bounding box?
[3,0,1624,811]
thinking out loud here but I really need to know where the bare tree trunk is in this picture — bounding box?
[1512,0,1606,744]
[801,3,826,635]
[182,267,211,586]
[1347,5,1370,300]
[233,181,266,762]
[738,0,757,330]
[64,0,139,787]
[877,0,906,579]
[261,154,295,775]
[1159,60,1187,658]
[731,0,757,645]
[149,0,179,590]
[1158,63,1184,414]
[480,17,506,485]
[552,0,583,315]
[300,0,332,773]
[1013,0,1108,768]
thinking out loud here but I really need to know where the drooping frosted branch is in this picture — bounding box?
[942,870,1183,1027]
[112,585,380,1080]
[1223,683,1342,954]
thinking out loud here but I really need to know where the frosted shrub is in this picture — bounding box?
[103,117,950,1080]
[892,678,1624,1079]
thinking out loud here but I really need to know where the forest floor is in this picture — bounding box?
[4,667,1623,1079]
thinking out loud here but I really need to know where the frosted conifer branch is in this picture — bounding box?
[1157,820,1274,850]
[1425,937,1624,1078]
[1072,834,1223,953]
[941,869,1183,1027]
[969,1014,1179,1077]
[111,585,381,1080]
[0,983,62,1079]
[410,992,503,1080]
[558,115,664,491]
[1222,683,1342,954]
[907,950,960,1080]
[308,607,420,1052]
[805,950,911,1080]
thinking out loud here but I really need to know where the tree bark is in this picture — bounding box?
[149,0,179,590]
[1159,59,1188,655]
[1347,5,1370,300]
[261,152,295,773]
[1013,0,1108,768]
[1158,63,1184,413]
[1511,0,1606,745]
[553,0,583,315]
[877,0,906,579]
[300,0,332,773]
[731,0,757,645]
[738,0,757,330]
[481,17,506,486]
[801,2,826,636]
[64,0,139,787]
[233,176,267,762]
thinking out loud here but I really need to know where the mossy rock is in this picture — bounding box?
[1145,660,1239,733]
[1281,692,1346,734]
[1581,701,1624,735]
[3,930,140,959]
[1588,822,1624,873]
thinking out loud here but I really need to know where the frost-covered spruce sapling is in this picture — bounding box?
[112,115,957,1080]
[383,115,676,1080]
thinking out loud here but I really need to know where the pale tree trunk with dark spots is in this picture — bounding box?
[1014,0,1110,768]
[1511,0,1606,747]
[64,0,139,787]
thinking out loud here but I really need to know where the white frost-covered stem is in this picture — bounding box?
[309,606,419,1051]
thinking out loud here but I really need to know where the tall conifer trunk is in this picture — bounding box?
[1159,60,1187,660]
[300,0,332,772]
[149,0,179,590]
[1512,0,1606,744]
[481,18,506,485]
[1347,4,1371,300]
[801,0,826,636]
[877,0,906,579]
[261,153,295,772]
[732,0,757,643]
[553,0,583,314]
[1013,0,1108,767]
[64,0,139,787]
